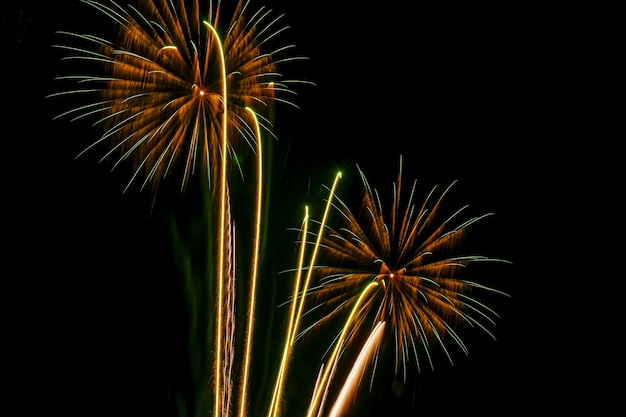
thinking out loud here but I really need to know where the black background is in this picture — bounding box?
[3,1,623,416]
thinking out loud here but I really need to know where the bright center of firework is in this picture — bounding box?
[387,269,404,281]
[191,84,206,97]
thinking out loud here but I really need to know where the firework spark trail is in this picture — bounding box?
[267,172,343,417]
[328,321,386,417]
[267,206,309,417]
[306,282,379,417]
[201,20,229,417]
[300,154,511,400]
[237,108,263,417]
[223,213,236,417]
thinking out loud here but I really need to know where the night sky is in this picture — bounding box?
[3,1,623,416]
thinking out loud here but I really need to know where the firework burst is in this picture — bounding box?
[298,155,511,415]
[48,2,311,417]
[48,0,308,194]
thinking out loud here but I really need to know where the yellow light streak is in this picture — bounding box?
[268,171,342,417]
[267,206,310,417]
[306,281,379,417]
[203,21,227,417]
[294,172,342,345]
[238,107,263,417]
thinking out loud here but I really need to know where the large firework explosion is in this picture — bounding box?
[48,1,311,416]
[48,0,308,195]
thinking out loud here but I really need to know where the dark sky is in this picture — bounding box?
[3,1,623,416]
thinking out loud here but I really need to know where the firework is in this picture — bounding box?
[48,2,310,417]
[47,0,308,194]
[47,1,513,416]
[298,155,511,415]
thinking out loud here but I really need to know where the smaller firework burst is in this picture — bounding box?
[297,155,511,415]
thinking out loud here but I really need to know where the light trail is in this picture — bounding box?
[306,281,379,417]
[267,206,309,417]
[203,21,228,417]
[329,321,386,417]
[238,107,263,417]
[268,171,342,417]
